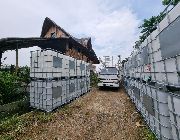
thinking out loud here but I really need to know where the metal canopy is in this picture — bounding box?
[0,37,68,52]
[0,37,99,64]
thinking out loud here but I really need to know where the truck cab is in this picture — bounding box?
[98,67,120,88]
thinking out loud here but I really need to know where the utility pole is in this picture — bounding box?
[118,55,121,71]
[112,56,113,67]
[103,56,110,67]
[99,57,105,68]
[118,55,121,63]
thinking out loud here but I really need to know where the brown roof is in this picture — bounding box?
[40,17,98,63]
[41,17,71,38]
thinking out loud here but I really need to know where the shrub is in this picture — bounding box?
[0,66,30,105]
[17,66,30,85]
[0,72,25,105]
[0,115,23,133]
[90,70,99,87]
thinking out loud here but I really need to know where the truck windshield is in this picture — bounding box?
[100,67,118,75]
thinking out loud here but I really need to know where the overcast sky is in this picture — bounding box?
[0,0,164,67]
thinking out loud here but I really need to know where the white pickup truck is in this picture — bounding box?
[98,67,120,88]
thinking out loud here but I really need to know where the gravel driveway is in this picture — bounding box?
[16,87,154,140]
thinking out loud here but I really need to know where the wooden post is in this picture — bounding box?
[0,51,2,69]
[65,41,69,55]
[15,44,19,74]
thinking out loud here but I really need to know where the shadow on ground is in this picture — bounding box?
[98,84,124,92]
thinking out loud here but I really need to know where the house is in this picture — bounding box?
[0,17,99,69]
[40,17,99,64]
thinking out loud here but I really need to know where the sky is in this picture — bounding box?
[0,0,165,67]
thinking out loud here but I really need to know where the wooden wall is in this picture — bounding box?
[44,27,66,38]
[45,27,91,63]
[66,48,88,62]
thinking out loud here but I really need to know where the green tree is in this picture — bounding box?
[90,70,99,87]
[134,0,179,47]
[0,72,25,105]
[162,0,180,5]
[137,12,166,44]
[138,16,158,43]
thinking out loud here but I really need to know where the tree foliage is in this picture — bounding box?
[134,0,179,47]
[162,0,180,5]
[0,72,23,105]
[0,66,30,105]
[137,12,166,44]
[90,70,99,87]
[138,16,158,43]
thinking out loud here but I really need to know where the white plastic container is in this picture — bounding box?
[29,49,91,112]
[168,2,180,22]
[30,50,69,78]
[68,57,76,77]
[168,93,180,140]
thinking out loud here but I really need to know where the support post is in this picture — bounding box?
[15,44,19,74]
[0,51,2,69]
[65,41,69,56]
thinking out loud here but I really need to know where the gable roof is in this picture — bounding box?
[41,17,71,38]
[40,17,98,63]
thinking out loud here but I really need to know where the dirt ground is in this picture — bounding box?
[16,87,153,140]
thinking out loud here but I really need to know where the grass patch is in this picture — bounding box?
[21,111,54,124]
[0,135,15,140]
[34,111,53,123]
[0,115,24,133]
[0,98,31,121]
[0,110,54,139]
[61,105,70,111]
[134,114,157,140]
[139,126,157,140]
[61,105,73,116]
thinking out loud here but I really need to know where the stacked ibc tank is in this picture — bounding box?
[123,3,180,140]
[29,49,91,112]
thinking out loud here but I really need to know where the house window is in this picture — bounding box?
[51,32,56,38]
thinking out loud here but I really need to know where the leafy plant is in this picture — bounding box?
[162,0,180,5]
[17,66,30,85]
[0,66,30,105]
[141,127,157,140]
[138,12,166,44]
[0,111,54,136]
[134,0,179,47]
[0,134,15,140]
[0,115,24,133]
[90,70,99,87]
[21,111,54,124]
[35,112,53,123]
[0,72,25,105]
